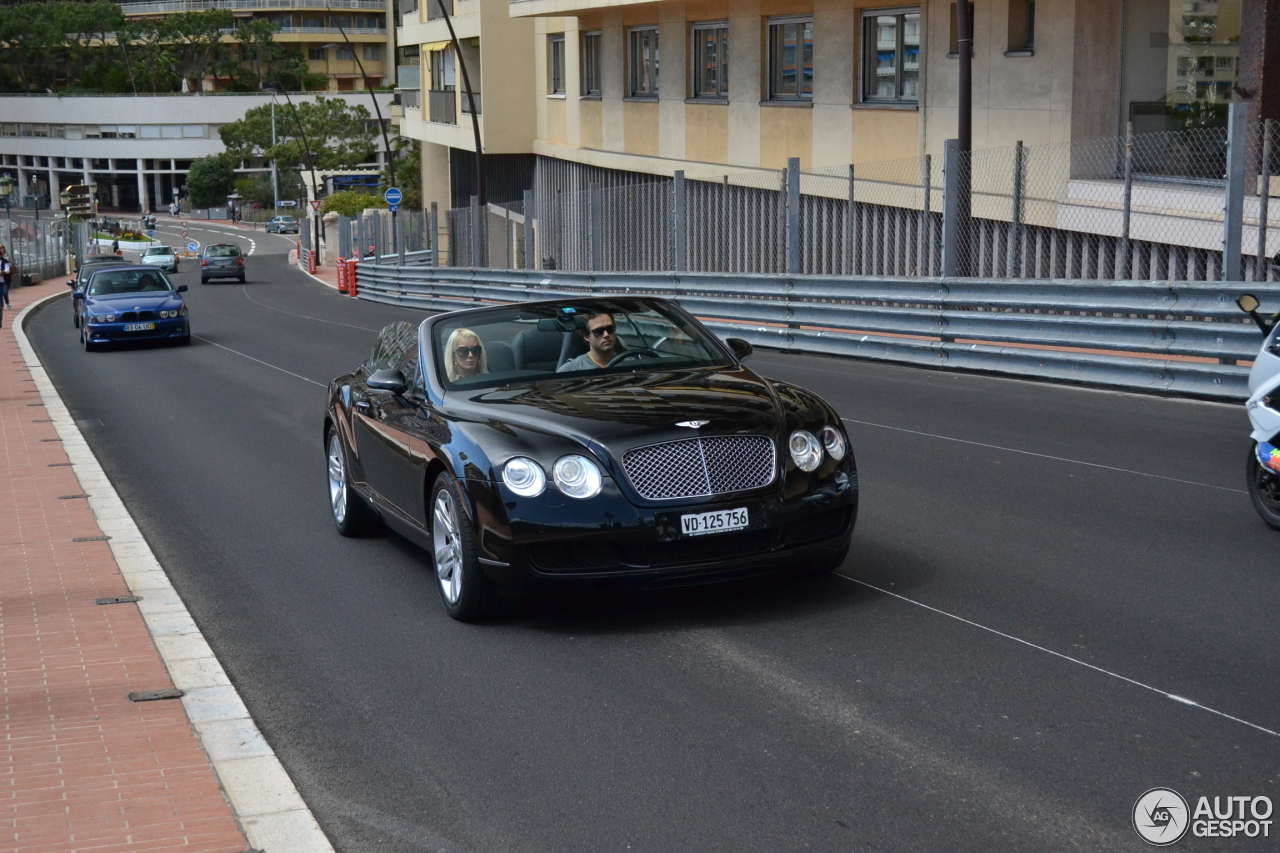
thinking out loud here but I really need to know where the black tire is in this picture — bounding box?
[238,274,246,283]
[175,334,191,347]
[81,325,100,352]
[326,427,380,537]
[200,277,209,285]
[429,472,498,622]
[73,309,79,329]
[1247,447,1280,530]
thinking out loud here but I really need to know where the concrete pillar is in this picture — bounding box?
[136,170,149,213]
[49,169,60,211]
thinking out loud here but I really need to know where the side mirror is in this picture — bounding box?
[726,337,754,360]
[1238,293,1275,335]
[176,284,188,292]
[66,279,75,288]
[367,368,408,394]
[1238,294,1260,313]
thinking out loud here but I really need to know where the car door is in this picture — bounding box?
[351,323,424,520]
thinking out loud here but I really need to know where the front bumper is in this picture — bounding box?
[141,260,178,272]
[470,466,858,589]
[84,317,188,343]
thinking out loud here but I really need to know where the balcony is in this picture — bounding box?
[399,88,421,109]
[121,0,385,12]
[460,90,480,115]
[428,89,456,124]
[426,0,451,21]
[277,26,387,34]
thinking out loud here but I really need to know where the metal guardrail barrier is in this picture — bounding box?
[349,265,1278,401]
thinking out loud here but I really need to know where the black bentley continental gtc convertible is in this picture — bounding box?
[325,297,858,621]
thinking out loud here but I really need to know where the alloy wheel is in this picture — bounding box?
[433,489,463,604]
[327,432,347,524]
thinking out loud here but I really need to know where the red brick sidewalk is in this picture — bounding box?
[0,281,249,853]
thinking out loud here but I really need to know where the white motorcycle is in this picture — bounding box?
[1239,293,1280,528]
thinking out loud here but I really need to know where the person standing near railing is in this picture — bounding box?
[0,244,12,310]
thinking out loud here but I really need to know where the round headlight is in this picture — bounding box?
[789,430,823,472]
[553,455,602,499]
[502,457,546,497]
[101,313,117,323]
[821,426,847,461]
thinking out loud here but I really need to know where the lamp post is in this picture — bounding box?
[30,174,39,222]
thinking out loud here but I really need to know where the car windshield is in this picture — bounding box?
[205,245,241,258]
[432,299,730,390]
[87,270,174,296]
[145,246,173,255]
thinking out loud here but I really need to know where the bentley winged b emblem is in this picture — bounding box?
[676,420,710,429]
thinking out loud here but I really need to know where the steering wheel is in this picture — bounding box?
[606,349,660,368]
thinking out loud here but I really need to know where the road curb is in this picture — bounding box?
[14,291,336,853]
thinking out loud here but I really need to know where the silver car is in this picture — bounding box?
[139,244,179,272]
[266,215,299,234]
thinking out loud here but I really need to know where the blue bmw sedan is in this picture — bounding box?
[75,265,190,351]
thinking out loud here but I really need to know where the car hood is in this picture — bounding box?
[86,292,181,310]
[443,366,784,455]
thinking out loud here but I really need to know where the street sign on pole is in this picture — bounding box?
[384,187,402,206]
[187,242,198,252]
[181,230,188,238]
[148,229,155,238]
[388,203,399,213]
[310,200,322,212]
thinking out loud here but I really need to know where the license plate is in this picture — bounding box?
[680,507,749,537]
[123,322,155,332]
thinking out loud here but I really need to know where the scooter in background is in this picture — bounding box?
[1238,293,1280,528]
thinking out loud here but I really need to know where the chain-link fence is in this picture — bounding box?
[5,214,69,283]
[429,112,1280,282]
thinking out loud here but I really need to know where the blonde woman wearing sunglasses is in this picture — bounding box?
[444,328,489,381]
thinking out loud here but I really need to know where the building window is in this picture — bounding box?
[0,124,16,137]
[582,31,601,95]
[430,46,455,90]
[182,125,204,138]
[768,18,813,100]
[309,47,326,61]
[863,9,919,102]
[364,45,382,61]
[691,22,728,98]
[629,26,659,97]
[1007,0,1034,53]
[549,34,566,94]
[336,47,355,61]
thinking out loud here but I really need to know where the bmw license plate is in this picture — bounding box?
[123,322,155,332]
[680,507,749,537]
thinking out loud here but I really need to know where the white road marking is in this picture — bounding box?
[835,574,1279,739]
[191,335,326,387]
[842,416,1245,494]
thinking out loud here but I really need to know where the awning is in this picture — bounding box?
[422,40,452,52]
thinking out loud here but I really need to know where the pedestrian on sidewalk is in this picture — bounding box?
[111,237,120,255]
[0,244,13,310]
[86,237,98,257]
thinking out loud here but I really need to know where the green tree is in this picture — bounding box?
[167,10,234,91]
[186,155,237,208]
[220,96,380,172]
[0,2,63,93]
[319,189,387,217]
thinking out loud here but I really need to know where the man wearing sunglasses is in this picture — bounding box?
[558,311,620,371]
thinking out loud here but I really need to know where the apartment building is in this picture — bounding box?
[119,0,395,91]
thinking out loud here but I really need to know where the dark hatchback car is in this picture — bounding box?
[74,265,189,351]
[67,255,129,328]
[324,297,858,621]
[200,243,245,283]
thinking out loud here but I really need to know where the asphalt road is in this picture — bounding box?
[26,222,1279,852]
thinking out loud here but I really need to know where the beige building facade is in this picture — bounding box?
[398,0,1245,213]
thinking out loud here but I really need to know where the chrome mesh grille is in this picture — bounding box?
[622,435,775,500]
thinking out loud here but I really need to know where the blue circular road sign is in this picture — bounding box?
[187,242,198,252]
[384,187,403,206]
